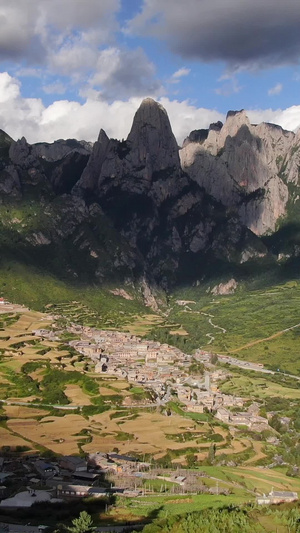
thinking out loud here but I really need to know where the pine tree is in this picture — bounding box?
[66,511,96,533]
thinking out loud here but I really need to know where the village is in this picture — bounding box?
[0,303,298,520]
[65,325,270,432]
[0,449,298,511]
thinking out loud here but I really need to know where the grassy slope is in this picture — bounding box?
[156,279,300,374]
[1,257,300,373]
[0,259,147,327]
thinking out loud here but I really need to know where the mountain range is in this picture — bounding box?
[0,97,300,298]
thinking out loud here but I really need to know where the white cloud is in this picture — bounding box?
[159,97,224,143]
[0,1,164,100]
[268,83,283,96]
[171,67,191,83]
[0,72,20,102]
[49,40,98,77]
[1,72,300,147]
[0,1,164,101]
[247,106,300,131]
[89,47,162,100]
[0,73,223,144]
[0,0,121,63]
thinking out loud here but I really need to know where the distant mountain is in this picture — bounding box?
[0,98,299,297]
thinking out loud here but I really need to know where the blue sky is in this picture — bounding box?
[0,0,300,143]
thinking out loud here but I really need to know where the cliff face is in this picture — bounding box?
[0,133,139,283]
[180,110,297,235]
[74,98,266,285]
[1,98,300,289]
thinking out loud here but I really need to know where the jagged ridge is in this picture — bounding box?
[1,98,300,292]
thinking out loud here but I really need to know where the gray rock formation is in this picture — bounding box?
[76,97,183,204]
[180,111,296,235]
[211,278,238,295]
[74,98,268,285]
[31,139,92,162]
[6,98,300,289]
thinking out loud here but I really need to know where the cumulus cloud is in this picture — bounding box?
[1,72,299,147]
[0,1,45,62]
[268,83,283,96]
[128,0,300,70]
[89,47,163,100]
[0,72,223,144]
[0,1,162,101]
[247,106,300,131]
[0,0,120,64]
[159,97,224,143]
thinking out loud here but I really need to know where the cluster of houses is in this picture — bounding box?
[0,452,150,508]
[0,452,297,509]
[257,490,298,505]
[65,327,269,427]
[215,404,269,431]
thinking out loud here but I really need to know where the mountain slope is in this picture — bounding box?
[74,98,268,285]
[1,98,300,300]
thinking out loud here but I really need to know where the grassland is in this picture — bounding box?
[104,463,300,524]
[0,259,150,329]
[143,279,300,374]
[2,243,300,375]
[220,371,300,400]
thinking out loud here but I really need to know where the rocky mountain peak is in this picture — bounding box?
[126,97,180,173]
[97,128,109,143]
[218,109,251,149]
[75,97,182,205]
[0,101,282,288]
[180,108,296,235]
[9,136,35,167]
[209,121,223,132]
[182,129,209,147]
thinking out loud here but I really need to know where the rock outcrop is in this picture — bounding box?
[74,98,268,285]
[211,278,238,295]
[180,111,295,235]
[3,97,300,289]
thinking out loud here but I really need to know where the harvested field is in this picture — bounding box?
[7,395,40,402]
[29,369,46,382]
[7,414,88,454]
[215,438,249,456]
[244,441,267,464]
[64,384,92,405]
[83,411,214,456]
[0,426,34,450]
[3,405,49,418]
[123,314,164,336]
[106,380,130,390]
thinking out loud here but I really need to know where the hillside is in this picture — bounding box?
[0,98,300,370]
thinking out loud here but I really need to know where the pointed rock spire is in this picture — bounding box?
[127,97,180,173]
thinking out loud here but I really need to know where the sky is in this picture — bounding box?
[0,0,300,144]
